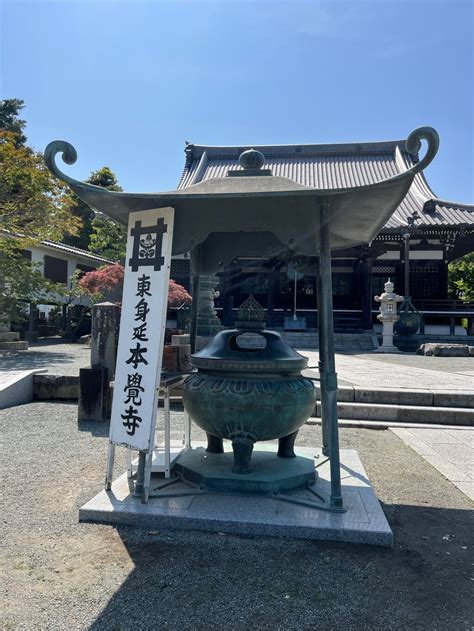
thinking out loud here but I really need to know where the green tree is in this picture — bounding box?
[448,252,474,303]
[0,100,80,325]
[63,166,124,253]
[89,213,127,263]
[0,98,27,146]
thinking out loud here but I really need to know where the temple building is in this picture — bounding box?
[171,138,473,336]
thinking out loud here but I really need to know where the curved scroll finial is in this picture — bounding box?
[44,140,83,187]
[405,126,439,174]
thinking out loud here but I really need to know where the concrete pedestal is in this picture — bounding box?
[80,444,393,546]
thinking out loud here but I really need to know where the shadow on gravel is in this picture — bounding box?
[87,503,473,630]
[0,350,79,371]
[78,419,111,437]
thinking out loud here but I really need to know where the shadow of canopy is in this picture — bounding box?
[87,502,473,630]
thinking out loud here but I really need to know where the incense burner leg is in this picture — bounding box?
[231,434,255,474]
[278,430,299,458]
[206,433,224,454]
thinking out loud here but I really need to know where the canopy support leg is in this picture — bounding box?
[318,202,344,511]
[316,259,329,457]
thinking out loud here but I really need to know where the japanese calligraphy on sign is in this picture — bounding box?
[109,207,174,450]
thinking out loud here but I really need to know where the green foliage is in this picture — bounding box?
[0,241,62,324]
[0,98,27,147]
[89,213,127,263]
[0,131,79,242]
[0,99,80,324]
[87,166,122,191]
[63,166,123,253]
[448,252,474,303]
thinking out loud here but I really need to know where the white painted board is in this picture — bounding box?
[109,207,174,450]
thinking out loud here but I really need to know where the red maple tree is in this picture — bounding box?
[79,264,192,307]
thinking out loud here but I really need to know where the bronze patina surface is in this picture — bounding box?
[183,297,316,475]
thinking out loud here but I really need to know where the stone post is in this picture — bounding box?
[91,301,121,380]
[78,301,120,423]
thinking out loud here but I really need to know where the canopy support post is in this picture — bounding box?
[316,259,329,457]
[318,201,344,511]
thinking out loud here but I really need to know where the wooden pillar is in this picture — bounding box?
[222,266,233,328]
[360,255,374,330]
[266,267,279,328]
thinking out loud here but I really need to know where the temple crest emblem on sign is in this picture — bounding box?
[128,218,167,272]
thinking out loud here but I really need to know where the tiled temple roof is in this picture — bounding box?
[178,140,473,232]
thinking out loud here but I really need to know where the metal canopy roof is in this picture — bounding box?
[44,127,439,266]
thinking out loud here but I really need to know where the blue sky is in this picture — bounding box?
[2,0,473,202]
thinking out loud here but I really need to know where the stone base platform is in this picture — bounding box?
[175,448,316,494]
[80,445,393,547]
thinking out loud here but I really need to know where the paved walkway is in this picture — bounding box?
[391,427,474,500]
[301,350,474,391]
[0,340,90,376]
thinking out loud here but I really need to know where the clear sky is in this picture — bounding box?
[1,0,473,202]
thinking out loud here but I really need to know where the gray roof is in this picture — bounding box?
[178,140,473,231]
[0,229,114,264]
[40,240,115,264]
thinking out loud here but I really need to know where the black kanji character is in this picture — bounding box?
[136,274,152,298]
[125,343,149,369]
[121,405,142,436]
[123,373,145,405]
[132,322,149,341]
[134,298,150,322]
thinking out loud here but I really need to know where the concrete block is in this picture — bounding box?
[33,374,79,400]
[0,340,28,351]
[313,385,354,403]
[354,388,433,407]
[0,331,20,342]
[397,405,473,426]
[0,369,46,409]
[432,391,474,409]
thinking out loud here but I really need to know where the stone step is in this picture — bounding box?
[0,331,20,342]
[313,385,472,408]
[280,332,376,351]
[0,340,29,351]
[313,401,473,426]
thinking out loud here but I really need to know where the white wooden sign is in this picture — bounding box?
[109,207,174,450]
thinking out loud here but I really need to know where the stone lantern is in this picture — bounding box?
[374,278,403,352]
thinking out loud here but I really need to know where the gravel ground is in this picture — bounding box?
[1,402,473,631]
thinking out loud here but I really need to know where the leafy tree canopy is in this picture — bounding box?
[448,252,474,303]
[0,98,27,146]
[89,213,127,263]
[63,166,124,254]
[0,98,80,324]
[79,264,192,307]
